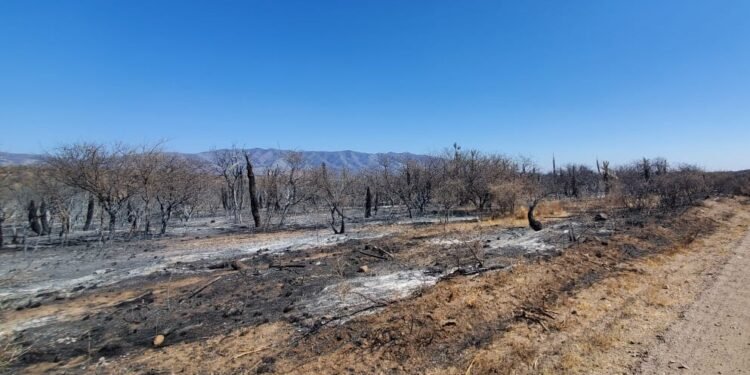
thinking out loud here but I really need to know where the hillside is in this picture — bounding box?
[0,148,429,171]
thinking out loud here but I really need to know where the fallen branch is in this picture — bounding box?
[357,249,389,260]
[233,345,269,360]
[371,246,395,259]
[187,276,223,299]
[294,299,393,344]
[114,291,154,308]
[269,263,306,269]
[440,264,508,280]
[515,306,556,331]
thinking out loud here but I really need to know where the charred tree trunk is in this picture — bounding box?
[11,223,20,244]
[365,186,372,218]
[160,207,171,234]
[373,191,379,216]
[28,200,41,235]
[59,214,70,238]
[83,195,95,231]
[0,218,4,248]
[220,188,229,218]
[244,154,262,228]
[330,207,345,234]
[527,200,543,231]
[126,201,139,235]
[40,200,51,235]
[108,210,117,240]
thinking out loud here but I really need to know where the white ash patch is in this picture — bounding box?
[0,228,393,307]
[0,315,60,337]
[428,238,464,246]
[305,270,439,318]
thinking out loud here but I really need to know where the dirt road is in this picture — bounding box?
[640,229,750,374]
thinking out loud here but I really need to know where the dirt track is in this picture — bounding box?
[639,229,750,374]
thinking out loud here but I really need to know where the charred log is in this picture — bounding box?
[528,200,543,231]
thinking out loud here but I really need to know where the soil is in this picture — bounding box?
[638,221,750,374]
[2,198,749,374]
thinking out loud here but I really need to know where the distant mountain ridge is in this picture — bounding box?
[0,148,430,171]
[0,152,44,166]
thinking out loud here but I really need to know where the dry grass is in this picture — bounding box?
[45,197,750,375]
[0,339,30,371]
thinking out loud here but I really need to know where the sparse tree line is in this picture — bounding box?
[0,142,748,248]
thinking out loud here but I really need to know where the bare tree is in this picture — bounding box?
[155,156,208,234]
[213,148,245,224]
[260,151,313,227]
[132,144,165,235]
[390,158,434,218]
[314,163,352,234]
[46,143,139,240]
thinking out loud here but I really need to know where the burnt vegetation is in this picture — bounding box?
[0,142,748,249]
[1,143,749,374]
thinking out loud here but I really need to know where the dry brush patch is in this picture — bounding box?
[464,198,750,374]
[268,199,745,374]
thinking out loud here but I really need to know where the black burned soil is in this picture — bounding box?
[3,209,639,373]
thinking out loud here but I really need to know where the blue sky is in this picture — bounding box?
[1,1,749,170]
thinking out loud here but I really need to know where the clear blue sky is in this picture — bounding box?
[1,1,749,170]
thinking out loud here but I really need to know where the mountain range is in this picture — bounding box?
[0,149,429,171]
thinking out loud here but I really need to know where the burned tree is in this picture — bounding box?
[527,199,543,231]
[365,186,372,218]
[27,200,42,235]
[244,152,261,228]
[314,163,352,234]
[389,158,434,218]
[213,148,245,224]
[83,194,95,231]
[277,152,311,226]
[132,145,166,235]
[597,159,614,196]
[154,156,207,234]
[46,143,139,240]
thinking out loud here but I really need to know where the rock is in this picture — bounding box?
[224,307,241,317]
[594,213,608,222]
[230,260,247,271]
[153,334,165,347]
[441,319,457,327]
[358,265,369,273]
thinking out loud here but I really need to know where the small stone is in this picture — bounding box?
[358,265,369,273]
[594,213,608,221]
[441,319,457,327]
[153,334,165,347]
[224,307,241,317]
